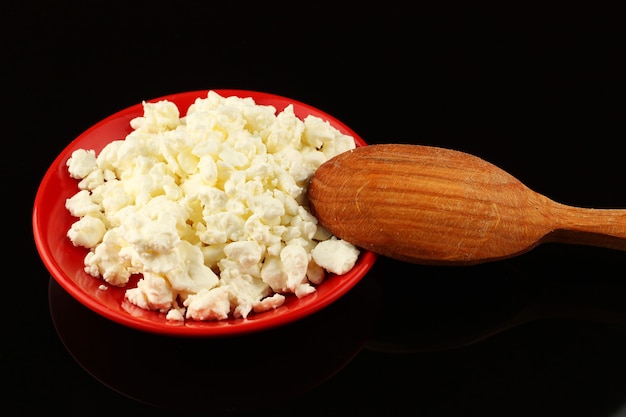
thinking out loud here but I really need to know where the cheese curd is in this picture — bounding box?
[65,91,360,321]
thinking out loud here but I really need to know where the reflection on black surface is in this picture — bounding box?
[50,244,626,416]
[49,273,382,412]
[362,247,626,416]
[367,245,626,353]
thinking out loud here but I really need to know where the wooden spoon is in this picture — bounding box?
[307,144,626,265]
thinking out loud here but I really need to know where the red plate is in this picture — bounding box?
[32,89,377,337]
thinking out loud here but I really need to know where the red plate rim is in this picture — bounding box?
[32,89,377,337]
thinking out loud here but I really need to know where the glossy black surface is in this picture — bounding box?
[11,3,626,416]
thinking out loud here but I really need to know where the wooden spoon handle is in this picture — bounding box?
[545,202,626,252]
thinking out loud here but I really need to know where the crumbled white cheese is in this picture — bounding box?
[67,215,106,248]
[65,90,360,321]
[67,149,98,179]
[311,237,361,275]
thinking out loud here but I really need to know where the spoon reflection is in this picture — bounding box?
[365,248,626,353]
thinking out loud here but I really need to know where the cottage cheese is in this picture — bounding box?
[65,91,360,321]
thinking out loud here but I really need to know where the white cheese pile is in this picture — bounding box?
[65,90,360,321]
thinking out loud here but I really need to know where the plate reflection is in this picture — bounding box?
[49,272,381,412]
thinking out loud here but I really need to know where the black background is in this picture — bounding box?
[8,1,626,416]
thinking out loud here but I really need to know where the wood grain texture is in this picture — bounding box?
[308,144,626,265]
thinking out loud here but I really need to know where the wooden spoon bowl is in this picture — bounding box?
[308,144,626,265]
